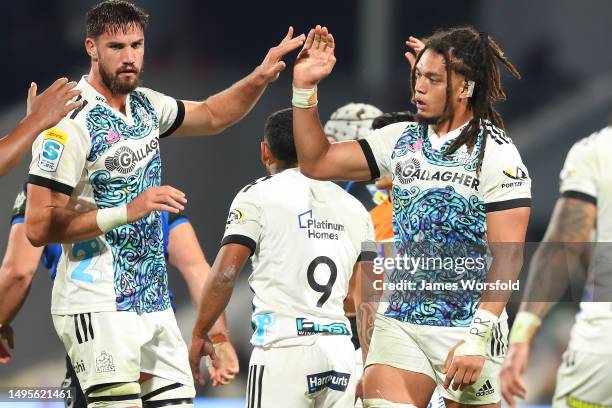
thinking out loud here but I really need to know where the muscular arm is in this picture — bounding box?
[480,206,531,317]
[0,223,43,326]
[171,73,268,137]
[191,243,251,337]
[352,260,380,362]
[0,118,48,177]
[519,197,595,318]
[293,108,372,181]
[167,221,229,335]
[25,184,185,247]
[25,185,102,246]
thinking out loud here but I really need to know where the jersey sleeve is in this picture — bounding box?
[221,186,264,255]
[138,88,185,138]
[558,137,598,204]
[10,184,27,225]
[28,120,89,196]
[358,122,408,179]
[481,141,532,212]
[358,210,378,261]
[167,211,190,231]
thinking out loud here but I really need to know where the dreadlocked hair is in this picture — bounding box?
[410,26,521,173]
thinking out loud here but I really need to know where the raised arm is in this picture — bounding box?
[170,27,305,137]
[0,79,82,176]
[292,25,371,181]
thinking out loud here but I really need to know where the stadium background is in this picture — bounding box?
[0,0,611,406]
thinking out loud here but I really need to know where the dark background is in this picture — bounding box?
[1,0,610,403]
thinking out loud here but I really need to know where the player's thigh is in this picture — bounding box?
[140,309,195,390]
[423,321,507,406]
[140,374,195,408]
[443,400,499,408]
[314,336,357,408]
[247,339,352,408]
[62,355,87,408]
[52,312,145,392]
[363,315,437,406]
[553,349,612,407]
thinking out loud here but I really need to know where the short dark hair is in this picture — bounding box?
[263,108,297,166]
[86,0,149,38]
[371,111,417,130]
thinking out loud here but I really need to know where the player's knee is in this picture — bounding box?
[363,398,418,408]
[140,376,195,408]
[86,381,141,408]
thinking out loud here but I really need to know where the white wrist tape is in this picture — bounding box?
[509,311,541,344]
[96,205,128,233]
[292,86,318,108]
[455,308,498,357]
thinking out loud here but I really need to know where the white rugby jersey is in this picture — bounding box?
[359,120,531,327]
[28,76,184,315]
[222,168,375,347]
[559,126,612,353]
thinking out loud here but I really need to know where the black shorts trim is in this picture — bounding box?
[144,399,193,408]
[485,198,532,213]
[561,190,597,205]
[160,100,185,138]
[221,234,256,255]
[357,139,381,180]
[27,175,74,196]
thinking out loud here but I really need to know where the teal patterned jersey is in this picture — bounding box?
[359,121,531,327]
[28,77,185,314]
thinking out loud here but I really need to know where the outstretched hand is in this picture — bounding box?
[293,25,336,89]
[26,78,83,130]
[404,36,425,68]
[255,27,306,84]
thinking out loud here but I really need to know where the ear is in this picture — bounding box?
[459,80,475,99]
[85,38,98,61]
[260,142,271,165]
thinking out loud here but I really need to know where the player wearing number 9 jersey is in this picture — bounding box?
[189,108,375,408]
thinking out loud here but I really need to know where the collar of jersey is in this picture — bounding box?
[78,76,135,124]
[426,121,470,150]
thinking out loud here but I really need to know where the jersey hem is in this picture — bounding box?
[484,197,531,212]
[357,139,381,180]
[561,190,597,205]
[160,99,185,138]
[221,234,256,255]
[28,174,74,196]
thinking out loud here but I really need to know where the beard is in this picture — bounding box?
[99,60,142,95]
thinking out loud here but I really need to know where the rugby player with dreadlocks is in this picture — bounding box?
[291,25,531,407]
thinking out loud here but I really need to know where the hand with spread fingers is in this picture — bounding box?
[293,25,337,89]
[207,341,239,387]
[26,78,83,131]
[254,26,306,84]
[404,36,425,68]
